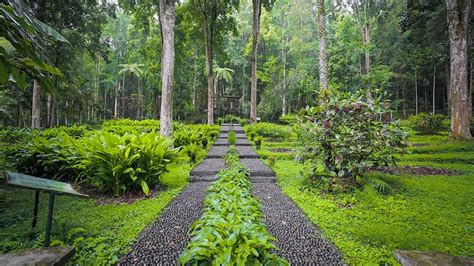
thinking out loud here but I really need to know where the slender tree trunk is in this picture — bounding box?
[16,86,21,127]
[192,51,198,109]
[445,0,472,139]
[250,0,262,123]
[433,66,436,114]
[159,0,176,138]
[317,0,328,90]
[424,86,428,111]
[281,12,287,116]
[203,12,215,125]
[446,62,451,114]
[415,69,418,115]
[46,93,52,127]
[31,80,41,128]
[114,78,119,118]
[362,0,372,99]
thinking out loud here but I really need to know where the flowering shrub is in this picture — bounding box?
[295,91,407,190]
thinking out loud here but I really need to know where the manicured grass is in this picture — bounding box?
[264,135,474,265]
[0,163,190,264]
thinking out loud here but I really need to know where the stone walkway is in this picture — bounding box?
[119,123,343,265]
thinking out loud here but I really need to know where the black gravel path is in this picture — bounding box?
[236,145,258,158]
[190,158,225,176]
[240,158,275,176]
[252,183,344,265]
[206,145,228,158]
[119,182,211,265]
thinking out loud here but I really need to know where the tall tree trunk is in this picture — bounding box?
[445,0,472,139]
[415,69,418,115]
[250,0,262,124]
[317,0,328,90]
[362,0,372,99]
[159,0,176,138]
[281,13,287,116]
[46,93,52,127]
[433,66,436,114]
[114,77,119,118]
[203,11,215,125]
[31,80,41,128]
[192,51,198,109]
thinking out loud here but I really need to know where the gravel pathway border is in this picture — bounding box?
[236,145,259,158]
[206,146,228,158]
[240,158,275,176]
[252,183,344,265]
[190,158,226,176]
[119,182,211,265]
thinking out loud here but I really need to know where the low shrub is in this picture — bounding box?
[217,114,249,125]
[405,113,447,134]
[10,131,180,196]
[12,132,84,181]
[79,132,180,196]
[295,90,407,191]
[179,147,287,265]
[228,130,236,145]
[245,122,291,139]
[279,114,297,125]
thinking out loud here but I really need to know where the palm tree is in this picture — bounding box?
[115,63,144,118]
[213,66,234,111]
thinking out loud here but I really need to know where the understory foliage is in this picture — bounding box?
[80,132,179,196]
[404,113,448,135]
[217,114,249,125]
[245,122,291,140]
[4,119,216,196]
[179,147,287,265]
[295,90,407,191]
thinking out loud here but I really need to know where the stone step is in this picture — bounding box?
[189,175,219,182]
[206,146,228,158]
[190,158,225,176]
[213,139,230,146]
[217,133,247,139]
[394,250,474,266]
[240,159,275,177]
[220,125,231,132]
[233,125,245,133]
[249,176,276,183]
[236,146,258,159]
[0,247,75,266]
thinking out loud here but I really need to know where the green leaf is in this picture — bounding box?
[140,180,149,196]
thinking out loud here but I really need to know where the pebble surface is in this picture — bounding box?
[252,183,344,265]
[118,182,210,265]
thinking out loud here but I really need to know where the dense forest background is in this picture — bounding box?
[1,0,473,127]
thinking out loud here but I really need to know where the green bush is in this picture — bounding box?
[79,132,180,196]
[179,147,287,265]
[10,130,180,196]
[216,114,249,125]
[245,122,291,139]
[295,91,407,191]
[228,130,236,145]
[279,114,297,125]
[12,133,84,181]
[405,113,447,134]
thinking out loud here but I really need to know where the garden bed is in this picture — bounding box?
[368,166,458,176]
